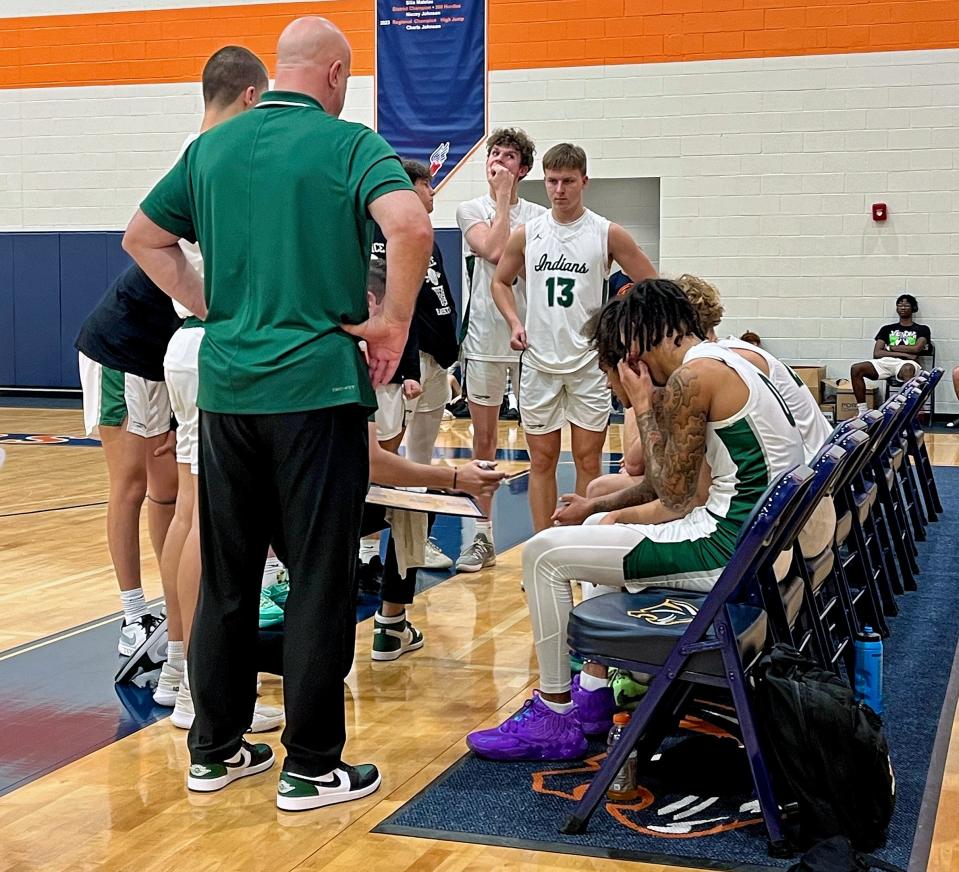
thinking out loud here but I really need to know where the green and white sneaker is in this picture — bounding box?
[187,740,275,792]
[259,591,284,628]
[263,580,290,608]
[276,763,381,812]
[455,534,496,573]
[371,612,424,661]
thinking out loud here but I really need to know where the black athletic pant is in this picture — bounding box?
[189,405,369,777]
[361,505,418,605]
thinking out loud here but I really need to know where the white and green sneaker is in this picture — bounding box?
[187,740,275,792]
[371,612,424,661]
[276,763,381,812]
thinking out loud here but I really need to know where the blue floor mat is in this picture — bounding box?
[377,467,959,871]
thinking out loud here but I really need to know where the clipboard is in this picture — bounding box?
[365,484,485,518]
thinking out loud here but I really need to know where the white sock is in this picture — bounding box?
[856,402,868,414]
[541,697,575,714]
[261,556,285,588]
[579,671,608,692]
[167,640,185,670]
[120,588,149,623]
[476,520,493,542]
[507,392,518,411]
[359,538,380,564]
[375,610,405,624]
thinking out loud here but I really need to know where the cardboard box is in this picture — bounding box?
[790,365,826,405]
[823,378,876,421]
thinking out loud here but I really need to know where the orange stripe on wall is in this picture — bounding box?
[1,0,958,90]
[0,2,372,89]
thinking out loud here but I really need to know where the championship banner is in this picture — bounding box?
[375,0,487,188]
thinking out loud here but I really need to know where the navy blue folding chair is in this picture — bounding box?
[887,380,930,542]
[870,395,920,589]
[563,466,816,854]
[902,368,944,522]
[757,446,849,673]
[826,428,888,638]
[840,412,900,616]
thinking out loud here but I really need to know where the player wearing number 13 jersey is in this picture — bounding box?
[491,143,657,532]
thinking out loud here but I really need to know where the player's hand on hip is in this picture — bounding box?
[343,314,410,387]
[510,324,528,351]
[457,460,506,497]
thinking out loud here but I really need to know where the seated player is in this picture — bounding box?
[363,259,504,659]
[850,294,930,414]
[466,280,803,761]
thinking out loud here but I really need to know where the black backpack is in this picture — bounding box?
[788,837,904,872]
[753,645,895,852]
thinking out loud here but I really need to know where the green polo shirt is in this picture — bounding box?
[140,91,412,414]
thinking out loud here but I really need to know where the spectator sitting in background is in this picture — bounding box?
[850,294,930,415]
[740,331,761,347]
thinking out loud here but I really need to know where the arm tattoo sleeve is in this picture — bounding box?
[636,368,709,512]
[593,478,658,513]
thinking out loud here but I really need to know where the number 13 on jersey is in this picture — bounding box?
[546,276,575,307]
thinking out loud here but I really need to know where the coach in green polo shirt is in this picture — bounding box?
[123,16,433,811]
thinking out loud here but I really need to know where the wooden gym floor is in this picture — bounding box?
[1,407,957,872]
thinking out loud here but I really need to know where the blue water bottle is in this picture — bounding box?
[854,626,883,716]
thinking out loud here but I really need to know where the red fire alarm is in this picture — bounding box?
[872,203,888,222]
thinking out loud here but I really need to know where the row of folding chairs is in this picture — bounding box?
[562,367,946,854]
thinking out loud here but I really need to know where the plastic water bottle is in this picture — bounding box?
[607,712,639,800]
[854,626,883,716]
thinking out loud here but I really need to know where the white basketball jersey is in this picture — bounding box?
[683,342,804,527]
[457,195,546,362]
[720,337,833,463]
[522,209,610,374]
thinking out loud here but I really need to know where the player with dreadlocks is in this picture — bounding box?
[467,278,804,762]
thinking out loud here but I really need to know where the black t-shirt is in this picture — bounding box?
[75,263,183,382]
[373,228,459,372]
[874,322,931,352]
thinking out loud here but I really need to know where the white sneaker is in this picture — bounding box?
[170,678,284,733]
[455,534,496,572]
[153,661,182,707]
[118,612,165,657]
[421,539,453,571]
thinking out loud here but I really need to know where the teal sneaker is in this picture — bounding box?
[187,740,275,792]
[371,612,424,661]
[263,580,290,608]
[259,591,284,628]
[276,763,381,811]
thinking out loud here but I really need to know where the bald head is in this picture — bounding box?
[274,17,352,116]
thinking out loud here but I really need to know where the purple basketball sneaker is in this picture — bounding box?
[571,674,615,736]
[466,693,588,761]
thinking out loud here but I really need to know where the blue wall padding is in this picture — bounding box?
[0,235,14,386]
[1,228,463,389]
[13,234,62,387]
